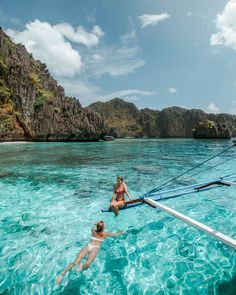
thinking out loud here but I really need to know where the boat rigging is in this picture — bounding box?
[102,142,236,249]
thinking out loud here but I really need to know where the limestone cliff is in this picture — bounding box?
[1,27,236,141]
[88,98,160,138]
[88,98,140,137]
[193,120,231,139]
[158,108,236,137]
[88,99,236,138]
[0,28,107,141]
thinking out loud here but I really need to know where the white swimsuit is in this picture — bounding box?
[87,236,103,252]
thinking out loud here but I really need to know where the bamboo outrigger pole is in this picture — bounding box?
[144,198,236,249]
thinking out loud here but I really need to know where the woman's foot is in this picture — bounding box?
[75,264,83,272]
[56,274,63,285]
[112,207,119,216]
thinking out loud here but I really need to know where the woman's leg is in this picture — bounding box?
[111,202,119,216]
[74,246,89,265]
[111,200,125,216]
[56,246,89,284]
[76,248,99,272]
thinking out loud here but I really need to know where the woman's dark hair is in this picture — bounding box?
[96,221,104,232]
[117,176,123,182]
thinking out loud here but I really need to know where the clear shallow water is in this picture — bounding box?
[0,139,235,295]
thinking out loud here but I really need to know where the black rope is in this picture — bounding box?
[143,143,236,197]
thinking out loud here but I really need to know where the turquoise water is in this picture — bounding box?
[0,139,235,295]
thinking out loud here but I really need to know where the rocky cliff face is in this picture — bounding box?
[193,120,231,139]
[88,98,160,138]
[1,28,236,141]
[88,98,141,137]
[88,99,236,138]
[0,28,107,141]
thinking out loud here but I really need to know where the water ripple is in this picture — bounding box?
[0,139,235,294]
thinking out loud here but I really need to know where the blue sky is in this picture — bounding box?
[1,0,236,114]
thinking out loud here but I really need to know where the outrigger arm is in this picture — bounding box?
[143,198,236,249]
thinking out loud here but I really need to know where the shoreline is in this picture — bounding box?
[0,137,235,144]
[0,141,33,144]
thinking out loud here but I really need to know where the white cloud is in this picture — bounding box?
[6,20,143,80]
[59,76,154,106]
[210,0,236,50]
[54,23,104,47]
[138,13,170,29]
[97,89,154,102]
[168,87,177,94]
[85,31,145,77]
[58,77,101,103]
[187,12,193,17]
[206,102,220,113]
[6,20,82,77]
[5,20,146,106]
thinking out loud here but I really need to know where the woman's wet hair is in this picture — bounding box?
[96,221,104,232]
[117,176,123,182]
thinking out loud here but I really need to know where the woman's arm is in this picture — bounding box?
[111,184,117,202]
[123,183,132,201]
[91,223,97,235]
[103,231,124,237]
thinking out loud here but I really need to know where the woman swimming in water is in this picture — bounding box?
[56,221,123,284]
[110,176,133,216]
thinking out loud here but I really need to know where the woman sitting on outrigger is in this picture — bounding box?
[110,176,133,216]
[56,221,123,284]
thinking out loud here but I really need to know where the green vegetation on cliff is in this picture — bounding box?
[0,58,7,77]
[0,51,16,135]
[34,89,54,109]
[34,94,45,109]
[29,72,40,86]
[0,99,15,134]
[39,88,53,103]
[0,86,12,103]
